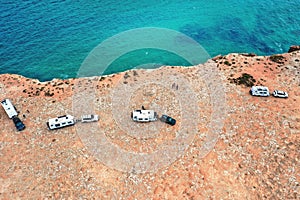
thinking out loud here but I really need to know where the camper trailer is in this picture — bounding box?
[1,99,26,131]
[131,110,157,122]
[47,115,75,130]
[250,86,270,97]
[1,99,18,118]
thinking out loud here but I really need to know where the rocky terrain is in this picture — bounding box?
[0,49,299,199]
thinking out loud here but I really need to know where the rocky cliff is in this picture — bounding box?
[0,49,299,199]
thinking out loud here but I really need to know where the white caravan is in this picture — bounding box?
[250,86,270,97]
[131,110,157,122]
[47,115,75,130]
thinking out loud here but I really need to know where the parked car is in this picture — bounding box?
[249,86,270,97]
[12,116,26,131]
[81,114,99,123]
[272,90,288,98]
[160,114,176,126]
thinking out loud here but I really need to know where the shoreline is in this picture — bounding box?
[1,46,299,83]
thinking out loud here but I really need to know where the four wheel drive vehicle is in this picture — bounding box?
[81,114,99,123]
[12,116,26,131]
[272,90,288,98]
[249,86,270,97]
[160,115,176,126]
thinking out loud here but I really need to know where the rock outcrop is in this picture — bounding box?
[288,45,300,53]
[0,50,299,199]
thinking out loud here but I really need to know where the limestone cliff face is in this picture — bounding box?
[0,50,299,199]
[288,45,300,53]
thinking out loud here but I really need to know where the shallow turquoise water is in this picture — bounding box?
[1,0,299,81]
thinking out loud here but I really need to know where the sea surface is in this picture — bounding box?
[1,0,299,81]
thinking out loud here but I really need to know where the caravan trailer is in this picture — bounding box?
[1,99,26,131]
[1,99,18,118]
[249,86,270,97]
[47,115,75,130]
[131,110,157,122]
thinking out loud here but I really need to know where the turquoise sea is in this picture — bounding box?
[1,0,299,81]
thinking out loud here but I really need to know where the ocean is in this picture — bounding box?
[1,0,299,81]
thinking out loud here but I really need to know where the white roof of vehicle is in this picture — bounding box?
[274,90,286,94]
[48,115,75,124]
[252,85,268,89]
[132,110,156,119]
[81,114,99,122]
[251,86,269,90]
[273,90,288,97]
[1,99,18,118]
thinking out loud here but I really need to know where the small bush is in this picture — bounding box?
[229,73,256,87]
[224,61,231,66]
[270,55,284,63]
[124,72,130,79]
[44,90,54,97]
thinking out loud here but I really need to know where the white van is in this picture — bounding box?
[47,115,75,130]
[250,86,270,97]
[131,110,157,122]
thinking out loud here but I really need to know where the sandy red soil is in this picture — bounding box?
[0,51,299,199]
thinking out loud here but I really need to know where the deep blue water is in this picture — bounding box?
[1,0,299,81]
